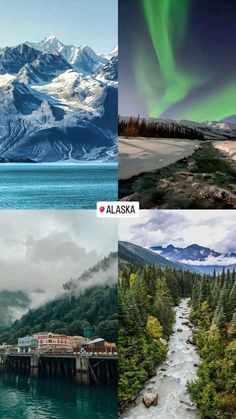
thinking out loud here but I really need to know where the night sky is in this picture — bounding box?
[119,0,236,122]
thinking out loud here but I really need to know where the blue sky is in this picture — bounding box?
[0,0,117,53]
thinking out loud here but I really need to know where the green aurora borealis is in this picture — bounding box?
[133,0,236,122]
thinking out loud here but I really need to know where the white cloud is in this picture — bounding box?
[119,210,236,254]
[180,255,236,266]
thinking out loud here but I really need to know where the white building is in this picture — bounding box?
[17,336,38,353]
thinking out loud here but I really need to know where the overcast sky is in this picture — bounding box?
[0,210,117,298]
[0,0,117,53]
[119,210,236,254]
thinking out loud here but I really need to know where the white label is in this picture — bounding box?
[97,202,140,218]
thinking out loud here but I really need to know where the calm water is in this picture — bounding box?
[0,373,117,419]
[0,163,117,209]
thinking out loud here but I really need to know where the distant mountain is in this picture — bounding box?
[96,56,118,82]
[0,37,117,162]
[0,290,31,330]
[0,44,71,83]
[119,115,236,139]
[63,252,117,292]
[150,244,221,261]
[25,36,108,74]
[150,244,236,274]
[102,46,118,60]
[119,241,198,273]
[26,36,65,54]
[179,119,236,139]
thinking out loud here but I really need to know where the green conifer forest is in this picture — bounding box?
[118,260,199,409]
[119,259,236,418]
[188,268,236,418]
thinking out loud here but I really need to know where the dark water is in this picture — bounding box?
[0,163,117,209]
[0,372,117,419]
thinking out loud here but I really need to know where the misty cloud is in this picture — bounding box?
[180,255,236,266]
[65,253,117,295]
[119,210,236,253]
[27,231,97,264]
[0,211,117,309]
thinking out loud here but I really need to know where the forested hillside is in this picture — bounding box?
[119,116,205,140]
[118,261,199,408]
[0,284,117,345]
[188,269,236,418]
[119,241,197,272]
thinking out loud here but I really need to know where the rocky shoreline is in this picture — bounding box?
[119,141,236,209]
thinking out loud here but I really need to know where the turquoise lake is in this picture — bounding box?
[0,373,117,419]
[0,163,117,209]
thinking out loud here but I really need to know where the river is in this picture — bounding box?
[0,163,117,209]
[0,373,117,418]
[123,299,200,419]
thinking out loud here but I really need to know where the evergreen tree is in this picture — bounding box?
[188,266,236,418]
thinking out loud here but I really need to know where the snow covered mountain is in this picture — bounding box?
[26,36,65,54]
[0,37,118,162]
[179,120,236,139]
[150,244,236,274]
[119,241,199,273]
[102,45,118,60]
[26,36,108,74]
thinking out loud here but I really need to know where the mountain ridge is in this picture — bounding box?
[0,252,118,343]
[0,37,118,162]
[150,244,236,274]
[119,241,199,273]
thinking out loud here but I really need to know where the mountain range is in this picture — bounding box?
[150,244,236,274]
[119,241,236,275]
[0,36,118,162]
[179,119,236,139]
[118,241,198,273]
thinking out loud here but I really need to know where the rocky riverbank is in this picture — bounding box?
[122,299,201,419]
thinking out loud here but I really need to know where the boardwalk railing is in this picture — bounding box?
[84,347,117,356]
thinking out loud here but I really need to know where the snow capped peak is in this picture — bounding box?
[68,45,108,73]
[167,118,236,139]
[111,45,118,54]
[102,45,118,60]
[23,38,109,74]
[149,243,236,274]
[43,35,58,42]
[80,45,92,52]
[41,35,63,45]
[78,45,99,60]
[16,43,31,52]
[24,36,65,55]
[38,36,65,53]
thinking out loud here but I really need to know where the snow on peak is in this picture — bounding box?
[103,45,118,60]
[43,35,58,42]
[38,36,65,52]
[111,45,118,54]
[0,37,118,163]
